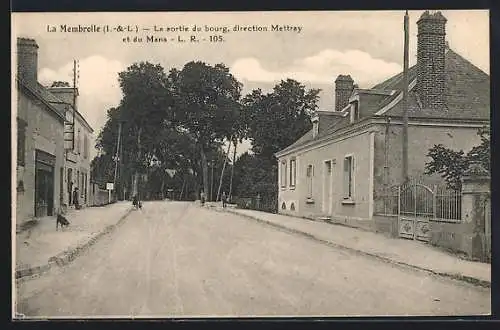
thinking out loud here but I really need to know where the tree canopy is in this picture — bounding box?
[424,126,490,190]
[243,79,320,159]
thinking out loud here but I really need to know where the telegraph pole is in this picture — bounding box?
[402,10,410,183]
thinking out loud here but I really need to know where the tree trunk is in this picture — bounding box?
[133,126,142,197]
[200,146,209,200]
[179,177,186,200]
[229,140,237,203]
[160,177,165,199]
[216,140,232,202]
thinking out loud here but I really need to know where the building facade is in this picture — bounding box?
[46,85,94,209]
[16,38,66,225]
[15,37,95,229]
[275,11,490,230]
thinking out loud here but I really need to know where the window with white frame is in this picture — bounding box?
[343,155,354,199]
[280,160,287,188]
[306,164,313,198]
[289,158,296,187]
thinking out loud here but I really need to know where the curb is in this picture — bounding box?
[15,207,133,280]
[217,208,491,289]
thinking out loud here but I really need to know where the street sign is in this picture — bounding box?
[106,183,114,191]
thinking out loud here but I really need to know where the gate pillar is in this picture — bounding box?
[461,161,490,261]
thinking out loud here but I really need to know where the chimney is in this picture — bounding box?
[335,75,354,111]
[47,85,79,108]
[416,11,447,109]
[17,38,39,83]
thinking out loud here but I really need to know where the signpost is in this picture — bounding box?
[106,182,114,204]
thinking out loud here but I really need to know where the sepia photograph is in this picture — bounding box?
[11,10,491,319]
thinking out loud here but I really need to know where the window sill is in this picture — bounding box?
[289,186,296,190]
[306,198,315,204]
[342,199,355,205]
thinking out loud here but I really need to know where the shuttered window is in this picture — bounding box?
[17,118,27,166]
[289,158,296,187]
[280,160,287,188]
[306,164,314,198]
[343,156,354,199]
[83,134,88,159]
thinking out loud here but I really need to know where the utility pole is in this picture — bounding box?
[402,10,410,184]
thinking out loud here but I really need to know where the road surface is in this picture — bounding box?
[15,201,490,318]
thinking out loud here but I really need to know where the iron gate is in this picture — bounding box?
[398,180,434,242]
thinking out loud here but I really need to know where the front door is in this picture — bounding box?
[34,167,54,217]
[34,150,56,217]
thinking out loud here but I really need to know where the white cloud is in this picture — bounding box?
[231,49,402,88]
[39,56,125,160]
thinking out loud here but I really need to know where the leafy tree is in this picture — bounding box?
[234,79,319,205]
[168,62,242,197]
[117,61,174,195]
[232,152,277,197]
[425,126,490,190]
[243,79,320,159]
[90,152,114,186]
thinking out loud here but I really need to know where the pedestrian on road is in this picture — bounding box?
[73,187,80,210]
[200,190,206,206]
[222,191,227,208]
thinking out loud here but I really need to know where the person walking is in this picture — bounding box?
[221,191,227,208]
[200,190,206,206]
[73,187,80,210]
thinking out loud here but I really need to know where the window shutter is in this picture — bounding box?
[343,157,349,198]
[350,157,354,197]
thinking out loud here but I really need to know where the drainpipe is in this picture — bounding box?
[384,116,391,214]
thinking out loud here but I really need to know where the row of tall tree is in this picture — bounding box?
[91,61,320,201]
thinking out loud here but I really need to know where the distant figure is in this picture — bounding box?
[132,194,139,209]
[73,187,80,210]
[200,190,206,206]
[221,191,227,208]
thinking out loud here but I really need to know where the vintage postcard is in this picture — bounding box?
[12,10,490,319]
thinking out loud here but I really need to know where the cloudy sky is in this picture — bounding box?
[12,10,489,159]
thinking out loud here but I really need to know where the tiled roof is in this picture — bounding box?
[278,114,350,154]
[17,78,66,120]
[384,49,490,119]
[276,48,489,156]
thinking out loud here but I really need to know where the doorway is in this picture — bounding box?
[34,166,54,217]
[34,150,56,217]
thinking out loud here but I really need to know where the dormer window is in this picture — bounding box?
[312,116,319,138]
[350,100,359,123]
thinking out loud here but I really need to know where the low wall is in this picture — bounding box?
[373,214,398,238]
[90,189,115,206]
[328,215,376,233]
[429,220,471,258]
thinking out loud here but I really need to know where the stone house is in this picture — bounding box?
[275,11,489,232]
[15,38,66,225]
[46,84,94,209]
